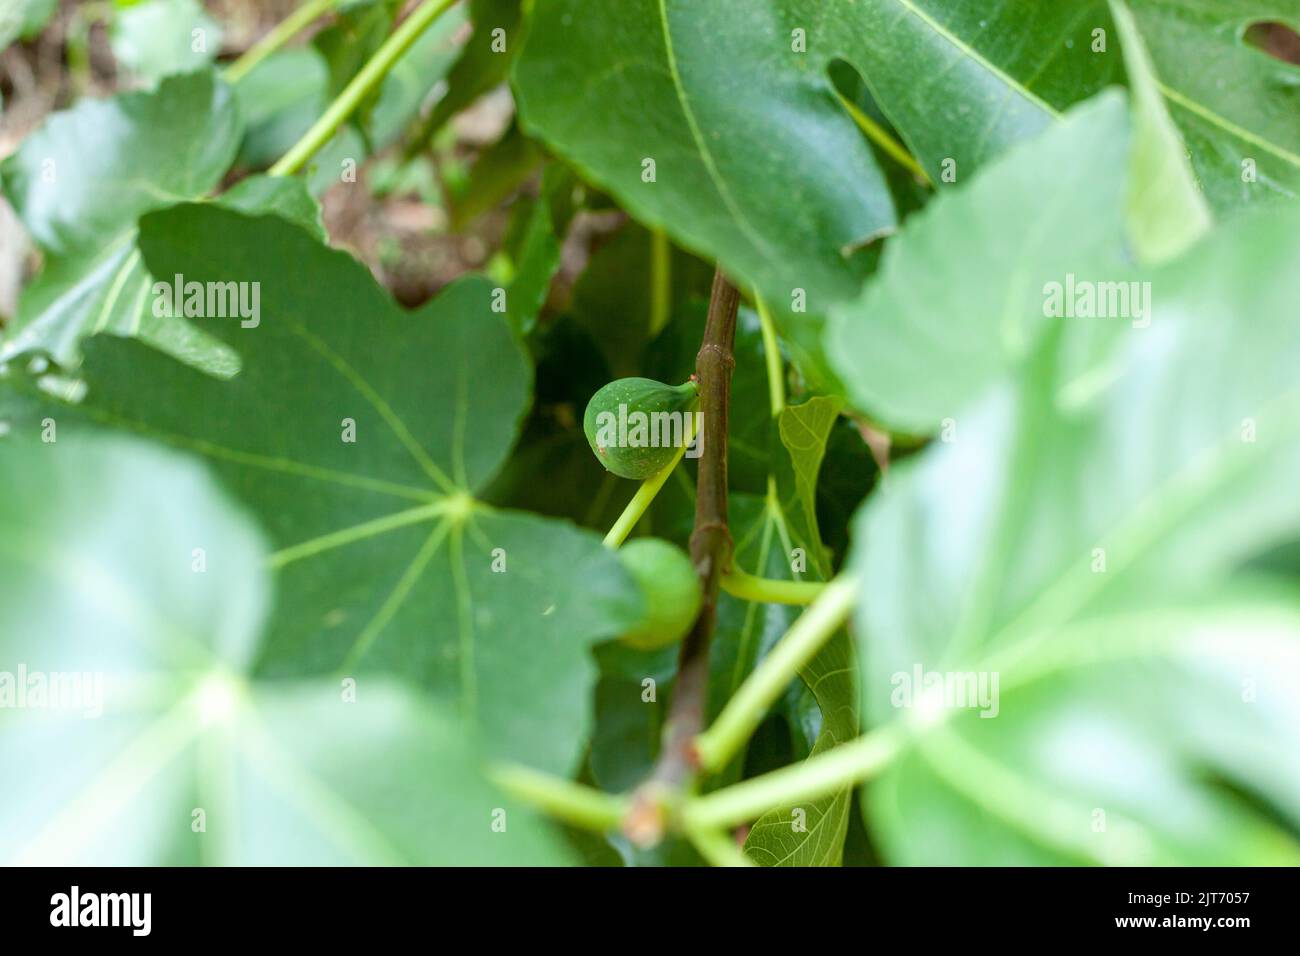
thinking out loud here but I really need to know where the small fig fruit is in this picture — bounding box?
[616,538,702,651]
[583,377,698,480]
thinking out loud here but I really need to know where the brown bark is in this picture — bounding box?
[624,267,739,844]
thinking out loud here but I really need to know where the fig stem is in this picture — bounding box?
[601,403,700,549]
[683,722,909,833]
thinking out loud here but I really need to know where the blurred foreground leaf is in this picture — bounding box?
[6,205,642,775]
[0,436,571,865]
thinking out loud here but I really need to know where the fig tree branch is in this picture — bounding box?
[625,267,739,838]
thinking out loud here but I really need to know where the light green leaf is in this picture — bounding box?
[3,174,321,377]
[777,395,843,574]
[109,0,222,84]
[10,204,642,775]
[0,0,55,46]
[514,0,897,387]
[312,0,400,106]
[218,174,326,240]
[738,394,856,866]
[0,71,273,372]
[498,165,575,335]
[1,71,237,257]
[829,93,1133,434]
[1112,0,1213,263]
[305,125,369,197]
[229,4,463,172]
[852,205,1300,865]
[0,435,571,865]
[744,633,857,866]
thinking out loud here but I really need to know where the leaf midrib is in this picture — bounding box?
[886,0,1300,175]
[884,0,1060,119]
[1160,81,1300,168]
[653,0,785,277]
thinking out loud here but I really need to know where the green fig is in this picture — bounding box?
[583,377,698,479]
[616,538,702,650]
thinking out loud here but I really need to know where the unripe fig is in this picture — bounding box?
[616,538,702,651]
[583,377,698,480]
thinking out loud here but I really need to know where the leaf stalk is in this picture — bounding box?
[489,764,629,833]
[223,0,339,85]
[684,722,907,832]
[685,826,755,867]
[834,90,932,186]
[269,0,457,177]
[718,566,824,605]
[694,575,856,772]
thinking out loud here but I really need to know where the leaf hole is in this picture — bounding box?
[1242,21,1300,66]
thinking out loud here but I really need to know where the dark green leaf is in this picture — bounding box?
[849,0,1299,211]
[1124,0,1300,211]
[9,205,642,775]
[515,0,899,387]
[449,122,545,229]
